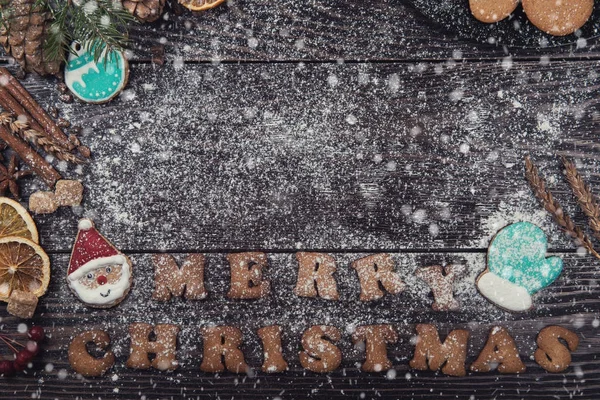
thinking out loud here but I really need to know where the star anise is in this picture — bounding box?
[0,156,32,199]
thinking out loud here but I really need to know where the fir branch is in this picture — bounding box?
[45,1,71,64]
[561,156,600,242]
[44,0,136,63]
[525,156,600,260]
[72,0,134,61]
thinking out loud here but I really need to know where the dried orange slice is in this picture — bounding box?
[0,197,38,243]
[0,237,50,302]
[178,0,225,11]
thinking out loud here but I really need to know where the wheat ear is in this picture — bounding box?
[525,156,600,260]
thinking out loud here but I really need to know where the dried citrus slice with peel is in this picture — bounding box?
[0,237,50,302]
[0,197,38,243]
[178,0,225,12]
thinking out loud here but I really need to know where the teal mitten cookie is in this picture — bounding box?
[477,222,563,312]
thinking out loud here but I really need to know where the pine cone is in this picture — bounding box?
[0,0,60,75]
[123,0,165,23]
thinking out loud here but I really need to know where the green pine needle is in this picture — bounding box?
[41,0,136,64]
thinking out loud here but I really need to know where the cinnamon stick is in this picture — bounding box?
[0,67,74,152]
[0,86,47,134]
[0,125,61,188]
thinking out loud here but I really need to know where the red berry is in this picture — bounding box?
[15,350,33,365]
[12,360,25,372]
[28,326,45,342]
[0,360,15,376]
[26,341,39,356]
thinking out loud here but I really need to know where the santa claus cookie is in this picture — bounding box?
[67,219,133,308]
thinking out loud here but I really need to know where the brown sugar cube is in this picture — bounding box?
[55,180,84,207]
[29,191,58,214]
[7,290,39,319]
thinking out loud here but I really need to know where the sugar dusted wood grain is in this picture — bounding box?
[15,61,600,253]
[125,0,600,62]
[0,2,598,395]
[0,0,598,64]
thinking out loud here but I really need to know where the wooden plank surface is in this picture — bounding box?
[124,0,600,62]
[0,252,598,399]
[15,60,600,252]
[1,1,600,399]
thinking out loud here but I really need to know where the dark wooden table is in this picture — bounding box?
[1,1,600,398]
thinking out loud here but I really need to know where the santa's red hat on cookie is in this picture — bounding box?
[67,218,133,308]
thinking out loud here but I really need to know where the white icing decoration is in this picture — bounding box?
[68,255,132,306]
[78,218,93,230]
[68,255,126,281]
[66,62,100,89]
[477,271,532,312]
[64,44,100,90]
[64,41,127,103]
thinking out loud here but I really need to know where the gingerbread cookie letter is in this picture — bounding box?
[67,219,133,308]
[351,254,405,301]
[534,326,579,373]
[352,325,398,372]
[409,324,470,377]
[294,252,339,300]
[416,264,466,311]
[153,254,207,301]
[258,325,288,373]
[227,252,270,299]
[299,326,342,373]
[471,327,525,373]
[200,326,248,373]
[68,330,115,377]
[126,323,180,371]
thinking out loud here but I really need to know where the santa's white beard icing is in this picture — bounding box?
[68,255,132,307]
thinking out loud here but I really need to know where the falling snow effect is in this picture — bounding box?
[1,0,598,399]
